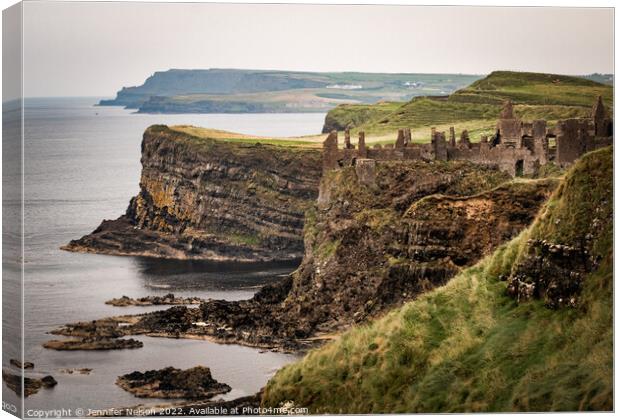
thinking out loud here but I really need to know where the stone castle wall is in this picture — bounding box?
[323,97,613,178]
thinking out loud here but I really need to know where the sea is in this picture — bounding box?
[2,97,326,414]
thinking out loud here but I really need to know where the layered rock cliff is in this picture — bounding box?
[63,125,322,261]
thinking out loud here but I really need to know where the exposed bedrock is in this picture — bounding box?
[116,366,231,399]
[62,125,322,262]
[106,293,205,307]
[506,147,613,308]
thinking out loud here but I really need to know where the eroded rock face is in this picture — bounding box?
[63,126,322,262]
[271,163,557,337]
[116,366,231,399]
[506,239,592,307]
[505,148,613,308]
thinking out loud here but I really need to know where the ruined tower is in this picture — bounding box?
[532,120,548,165]
[344,129,353,149]
[358,131,367,158]
[323,131,339,171]
[432,130,448,161]
[458,130,471,149]
[592,95,612,137]
[497,99,522,147]
[395,129,405,150]
[555,119,590,165]
[404,128,412,146]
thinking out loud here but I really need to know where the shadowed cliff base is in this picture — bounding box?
[62,125,322,262]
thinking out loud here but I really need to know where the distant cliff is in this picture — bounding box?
[99,69,326,108]
[63,125,322,261]
[98,68,482,113]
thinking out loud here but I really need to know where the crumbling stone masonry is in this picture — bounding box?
[322,97,613,178]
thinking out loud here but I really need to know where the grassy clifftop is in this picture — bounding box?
[449,71,612,106]
[262,147,612,412]
[323,71,613,141]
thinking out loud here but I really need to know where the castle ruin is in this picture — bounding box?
[323,97,613,177]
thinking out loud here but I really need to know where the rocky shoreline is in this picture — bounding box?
[49,160,559,354]
[106,294,205,307]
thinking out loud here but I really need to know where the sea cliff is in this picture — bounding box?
[63,125,322,261]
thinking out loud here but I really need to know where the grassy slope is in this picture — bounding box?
[450,70,613,106]
[325,71,613,140]
[262,146,612,413]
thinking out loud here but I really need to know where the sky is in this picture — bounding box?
[11,2,616,98]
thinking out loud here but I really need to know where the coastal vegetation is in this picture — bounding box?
[262,147,613,412]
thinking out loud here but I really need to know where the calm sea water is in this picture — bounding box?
[3,97,325,413]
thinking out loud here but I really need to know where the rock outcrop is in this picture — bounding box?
[62,126,322,262]
[106,294,205,307]
[507,146,613,308]
[10,359,34,369]
[116,366,231,399]
[2,371,57,397]
[205,161,556,344]
[43,338,143,351]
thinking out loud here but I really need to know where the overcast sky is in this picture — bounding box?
[16,2,615,98]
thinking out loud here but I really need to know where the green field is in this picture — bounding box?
[323,71,613,141]
[262,147,613,413]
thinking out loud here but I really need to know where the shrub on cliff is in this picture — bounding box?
[262,146,612,413]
